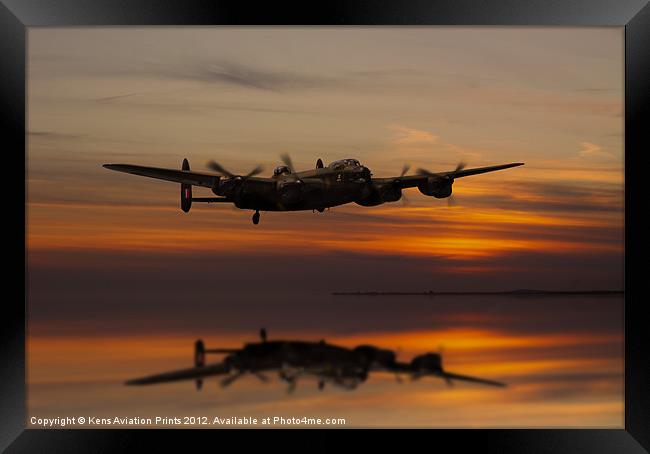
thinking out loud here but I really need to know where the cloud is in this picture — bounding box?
[578,142,613,159]
[181,61,340,92]
[27,131,82,140]
[34,52,344,93]
[442,143,484,163]
[94,92,143,103]
[572,88,616,93]
[385,125,482,163]
[387,124,439,146]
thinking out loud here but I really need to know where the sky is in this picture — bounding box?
[26,27,624,427]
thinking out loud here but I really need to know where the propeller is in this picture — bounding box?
[446,162,465,207]
[416,161,467,207]
[417,161,466,180]
[278,153,306,187]
[220,371,245,388]
[207,160,264,179]
[393,346,404,381]
[451,161,467,176]
[399,165,411,206]
[437,345,453,387]
[277,154,306,205]
[207,160,234,178]
[260,328,267,343]
[253,371,269,383]
[383,164,411,206]
[245,165,265,178]
[279,367,299,394]
[280,153,297,174]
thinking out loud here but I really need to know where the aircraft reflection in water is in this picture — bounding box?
[125,329,506,392]
[104,155,523,224]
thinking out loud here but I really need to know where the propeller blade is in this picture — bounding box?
[447,194,458,207]
[287,379,297,394]
[207,160,235,178]
[253,372,269,383]
[280,153,296,174]
[208,160,263,179]
[260,328,267,342]
[454,161,467,174]
[400,164,410,177]
[245,165,264,178]
[220,371,245,388]
[418,162,467,179]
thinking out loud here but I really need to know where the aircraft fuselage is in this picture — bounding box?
[222,165,372,212]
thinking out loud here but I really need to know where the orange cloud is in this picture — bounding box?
[578,142,613,159]
[387,124,439,146]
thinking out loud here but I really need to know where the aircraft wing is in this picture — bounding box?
[376,163,524,189]
[125,362,231,386]
[441,371,507,388]
[104,164,221,188]
[377,361,413,373]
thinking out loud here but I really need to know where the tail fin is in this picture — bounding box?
[181,158,192,213]
[194,339,205,390]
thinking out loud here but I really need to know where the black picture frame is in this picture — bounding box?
[4,0,648,451]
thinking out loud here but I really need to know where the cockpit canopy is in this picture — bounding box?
[273,165,292,176]
[328,158,361,170]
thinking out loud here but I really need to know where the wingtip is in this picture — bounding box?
[103,164,128,172]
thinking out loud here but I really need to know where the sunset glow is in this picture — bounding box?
[27,27,624,428]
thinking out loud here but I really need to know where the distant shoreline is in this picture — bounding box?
[332,289,624,296]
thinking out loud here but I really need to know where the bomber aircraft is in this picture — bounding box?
[104,155,523,224]
[124,329,506,392]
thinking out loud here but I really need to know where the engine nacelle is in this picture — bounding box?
[418,177,453,199]
[356,184,402,207]
[411,353,443,373]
